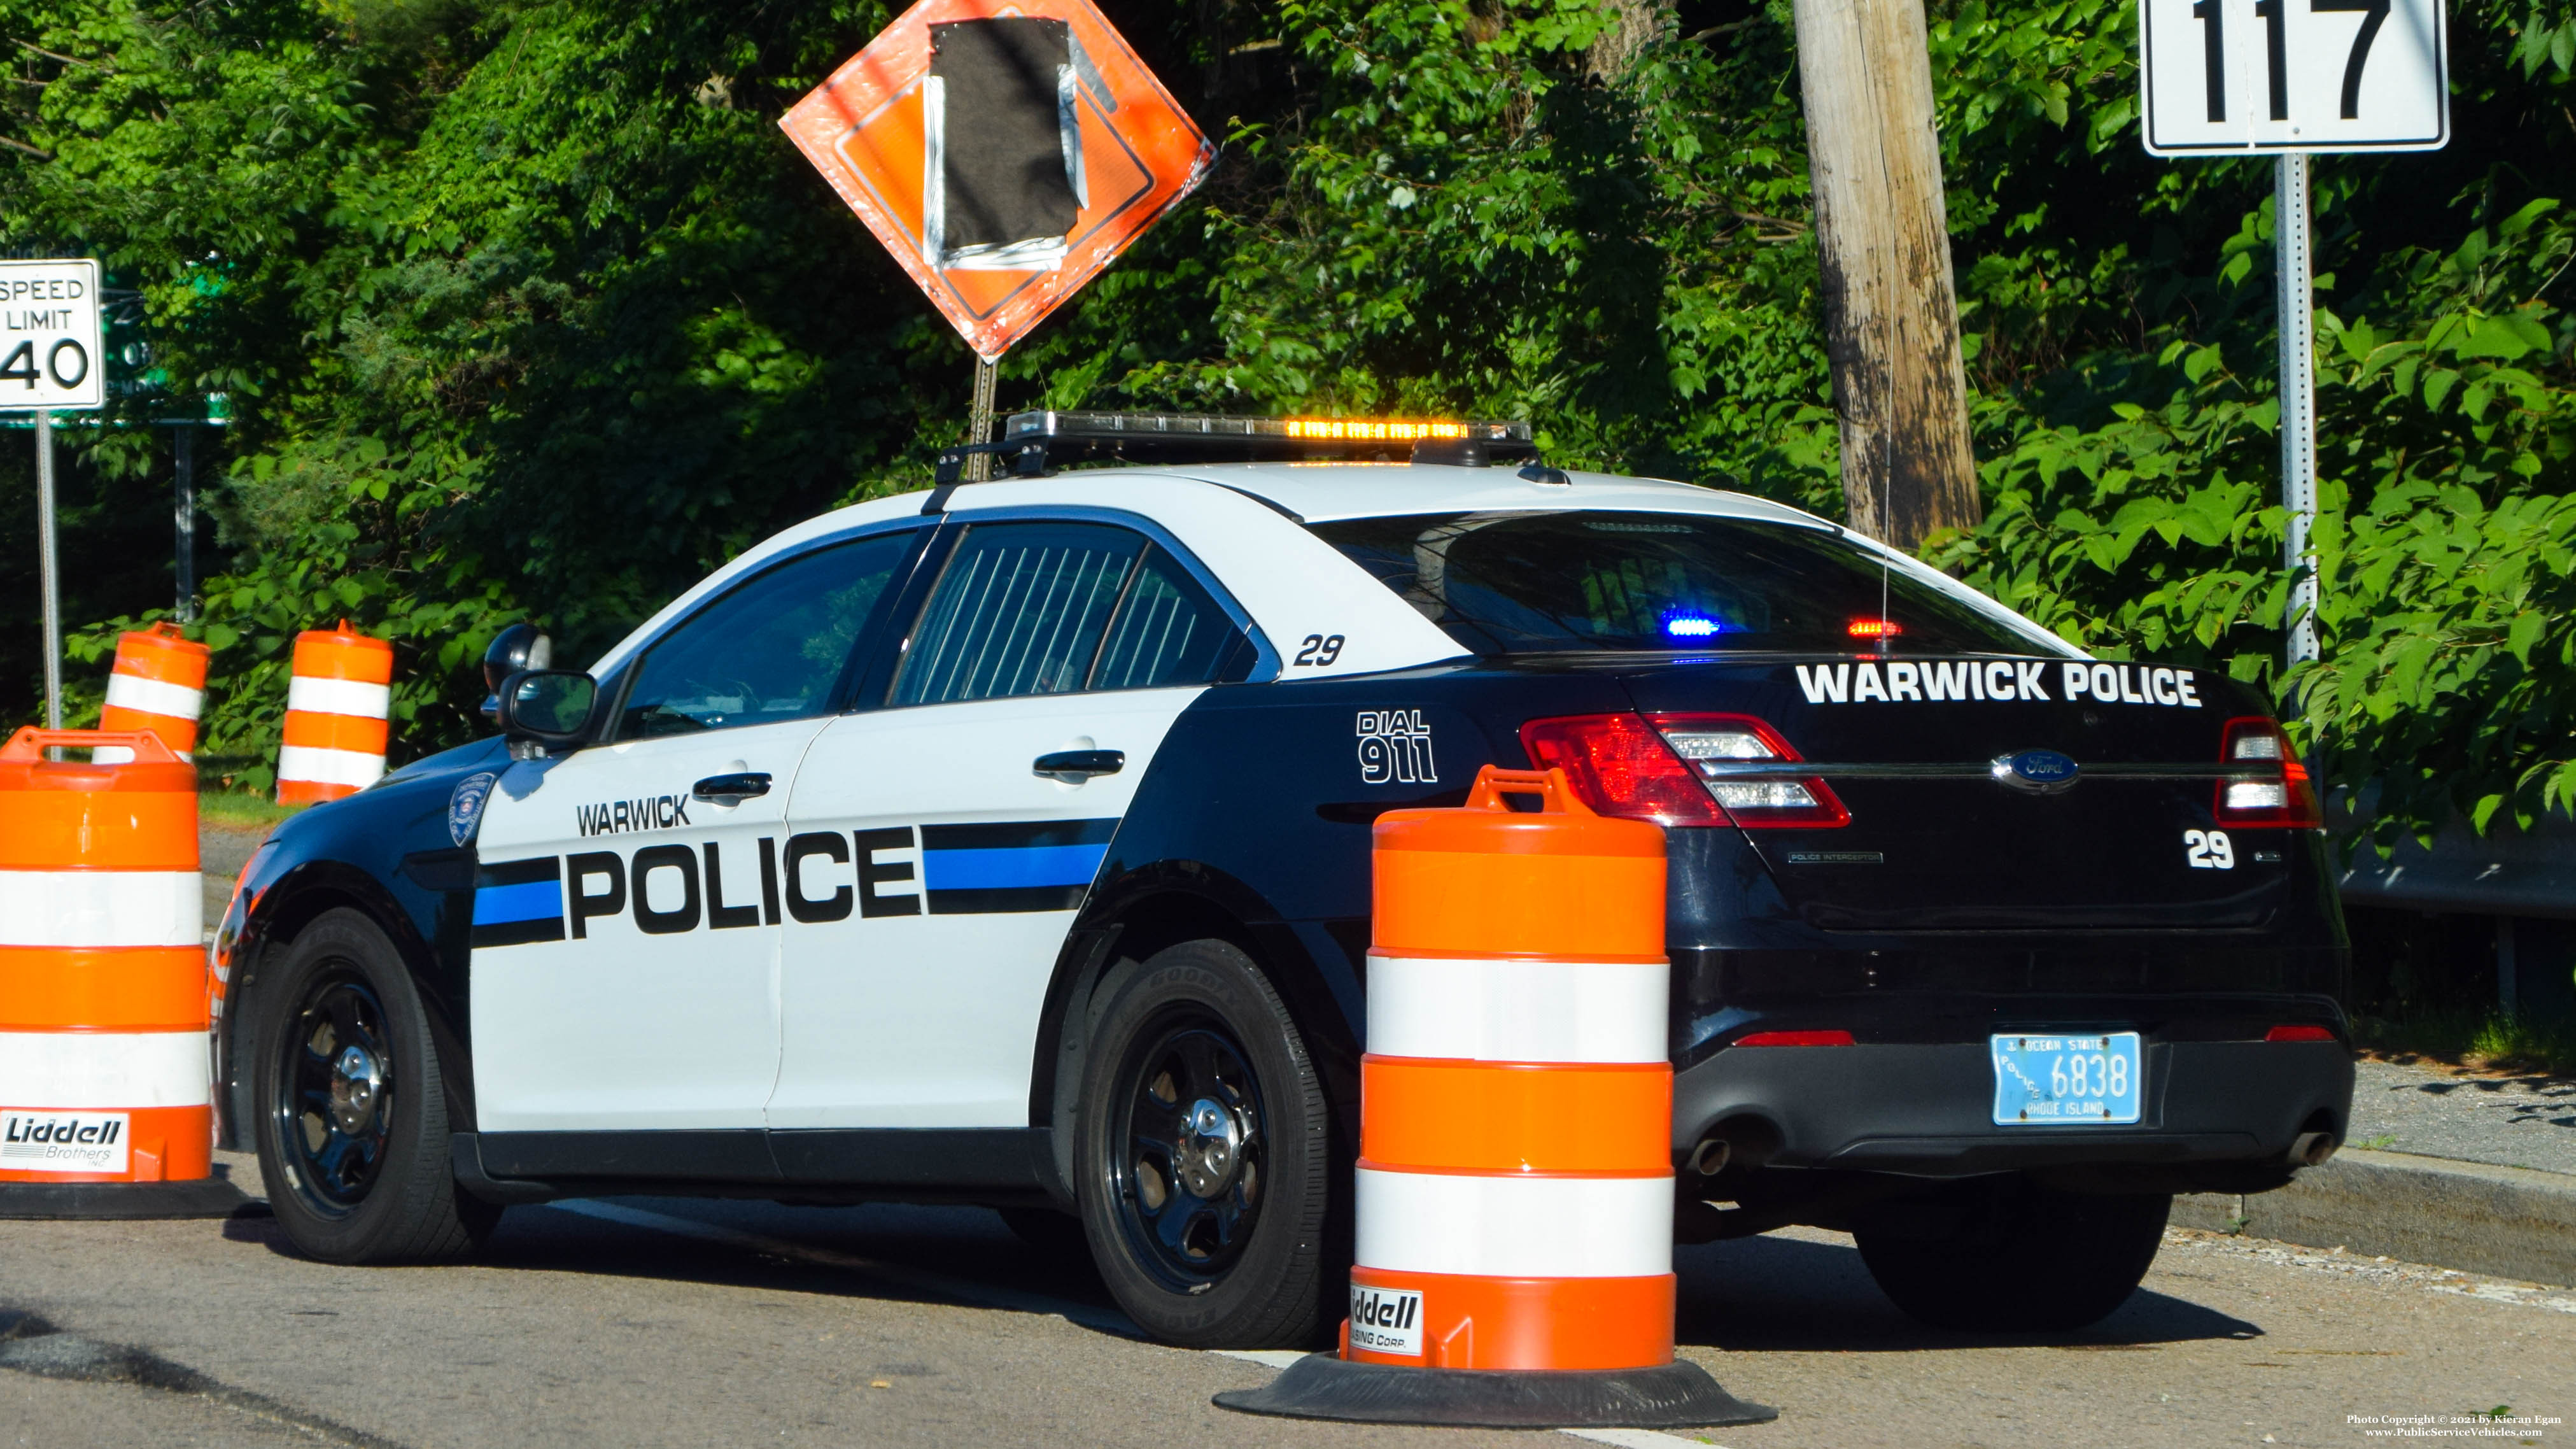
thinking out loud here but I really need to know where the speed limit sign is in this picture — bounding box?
[2141,0,2448,153]
[0,258,104,413]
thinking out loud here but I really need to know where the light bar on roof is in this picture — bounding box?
[1003,411,1528,446]
[937,410,1542,484]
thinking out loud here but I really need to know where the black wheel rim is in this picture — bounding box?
[272,971,395,1219]
[1106,1010,1268,1290]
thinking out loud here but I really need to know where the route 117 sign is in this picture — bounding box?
[782,0,1216,360]
[2141,0,2448,154]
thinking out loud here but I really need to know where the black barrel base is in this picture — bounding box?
[1212,1352,1778,1429]
[0,1178,250,1220]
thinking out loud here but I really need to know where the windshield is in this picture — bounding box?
[1309,510,2045,656]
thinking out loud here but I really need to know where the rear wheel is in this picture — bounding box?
[1073,939,1332,1348]
[1855,1177,2169,1333]
[251,909,498,1263]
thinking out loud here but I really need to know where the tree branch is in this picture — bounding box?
[0,132,53,159]
[1682,18,1761,45]
[11,39,104,71]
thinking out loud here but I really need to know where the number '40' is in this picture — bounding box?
[2189,0,2391,123]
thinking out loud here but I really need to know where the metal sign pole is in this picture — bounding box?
[2276,152,2320,670]
[34,411,62,728]
[965,357,999,483]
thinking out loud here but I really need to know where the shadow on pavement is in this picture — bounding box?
[223,1198,2263,1354]
[1673,1232,2262,1353]
[225,1196,1122,1319]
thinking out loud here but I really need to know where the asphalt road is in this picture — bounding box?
[3,1152,2570,1449]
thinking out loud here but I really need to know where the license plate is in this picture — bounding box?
[1990,1033,2142,1126]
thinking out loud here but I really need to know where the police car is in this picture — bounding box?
[212,411,2352,1347]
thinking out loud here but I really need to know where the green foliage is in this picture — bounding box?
[2,0,2572,856]
[1927,0,2576,852]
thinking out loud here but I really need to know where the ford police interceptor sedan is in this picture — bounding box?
[210,413,2352,1348]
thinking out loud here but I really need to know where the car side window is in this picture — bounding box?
[894,522,1142,706]
[618,532,915,740]
[1092,547,1238,690]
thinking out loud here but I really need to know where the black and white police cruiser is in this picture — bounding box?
[213,411,2352,1346]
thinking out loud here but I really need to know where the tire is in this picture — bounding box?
[250,908,500,1263]
[1855,1177,2171,1333]
[1073,939,1334,1348]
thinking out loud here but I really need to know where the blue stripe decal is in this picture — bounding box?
[922,844,1109,891]
[473,879,564,926]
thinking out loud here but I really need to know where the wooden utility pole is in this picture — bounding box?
[1790,0,1981,551]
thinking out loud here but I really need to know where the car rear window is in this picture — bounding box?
[1309,511,2041,656]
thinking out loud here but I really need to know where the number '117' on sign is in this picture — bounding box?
[2140,0,2447,154]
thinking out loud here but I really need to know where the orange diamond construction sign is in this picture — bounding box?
[781,0,1217,361]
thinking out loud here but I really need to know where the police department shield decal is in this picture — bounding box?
[449,772,499,845]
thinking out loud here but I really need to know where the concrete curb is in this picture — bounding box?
[2174,1147,2576,1288]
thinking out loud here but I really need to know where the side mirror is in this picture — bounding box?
[496,670,598,756]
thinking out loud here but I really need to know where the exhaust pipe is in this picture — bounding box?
[1688,1137,1733,1177]
[2288,1131,2339,1168]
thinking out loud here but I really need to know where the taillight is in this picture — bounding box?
[1518,714,1731,824]
[2214,717,2323,828]
[1736,1029,1857,1047]
[2263,1024,2335,1043]
[1517,713,1849,828]
[1648,713,1849,828]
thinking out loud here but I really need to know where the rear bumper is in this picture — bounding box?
[1673,1037,2354,1178]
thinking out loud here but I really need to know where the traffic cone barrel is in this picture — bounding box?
[277,620,391,805]
[1353,764,1675,1371]
[97,621,210,763]
[0,728,243,1219]
[1215,767,1773,1429]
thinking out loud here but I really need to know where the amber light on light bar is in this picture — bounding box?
[1281,418,1468,441]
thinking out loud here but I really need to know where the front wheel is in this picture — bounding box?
[250,909,498,1262]
[1855,1177,2170,1333]
[1073,939,1334,1348]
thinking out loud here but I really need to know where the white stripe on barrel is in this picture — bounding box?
[103,673,205,721]
[1354,1168,1673,1278]
[0,1030,211,1108]
[276,745,387,790]
[0,872,201,948]
[285,675,391,719]
[1366,956,1668,1064]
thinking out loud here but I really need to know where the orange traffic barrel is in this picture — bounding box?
[96,621,211,763]
[1216,767,1771,1428]
[277,619,392,805]
[0,728,244,1219]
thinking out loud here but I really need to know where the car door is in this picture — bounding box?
[770,518,1253,1138]
[469,530,920,1136]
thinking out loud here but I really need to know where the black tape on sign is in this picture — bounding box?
[929,18,1080,257]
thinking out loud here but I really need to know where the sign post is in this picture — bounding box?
[2,258,106,727]
[2139,0,2448,669]
[780,0,1215,474]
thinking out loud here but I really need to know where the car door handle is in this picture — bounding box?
[691,772,772,804]
[1033,750,1124,781]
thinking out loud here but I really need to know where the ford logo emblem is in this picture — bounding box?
[1992,748,2080,793]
